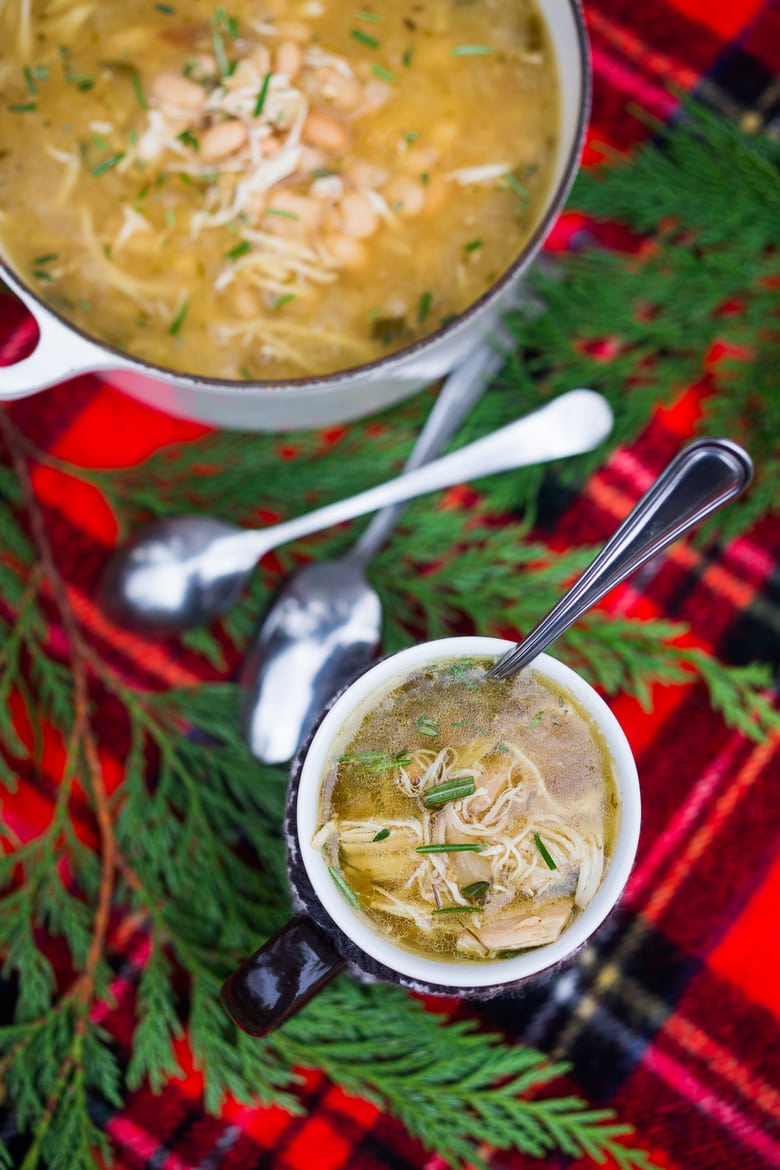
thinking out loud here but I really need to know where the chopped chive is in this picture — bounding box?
[417,291,432,325]
[225,239,251,260]
[502,172,530,206]
[33,65,49,81]
[130,68,147,111]
[527,712,543,730]
[433,904,484,915]
[254,70,272,116]
[355,9,381,21]
[534,832,557,870]
[350,28,379,49]
[33,270,55,282]
[8,102,37,113]
[402,47,413,67]
[496,741,510,754]
[212,27,230,76]
[420,171,429,185]
[239,366,253,379]
[334,750,412,771]
[168,300,189,336]
[423,777,476,808]
[451,44,494,56]
[417,843,486,854]
[445,660,479,690]
[372,828,390,842]
[33,253,59,266]
[328,865,360,909]
[371,63,395,83]
[464,238,483,252]
[461,880,490,902]
[91,152,125,176]
[155,2,176,11]
[416,714,439,737]
[272,293,295,309]
[263,207,301,220]
[177,128,200,150]
[23,66,38,95]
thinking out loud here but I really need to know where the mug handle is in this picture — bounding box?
[0,271,123,400]
[220,915,345,1037]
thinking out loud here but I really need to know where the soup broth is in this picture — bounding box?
[0,0,559,381]
[315,657,618,962]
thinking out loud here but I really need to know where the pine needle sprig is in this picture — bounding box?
[1,100,779,1170]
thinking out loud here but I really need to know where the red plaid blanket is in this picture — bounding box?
[1,2,779,1168]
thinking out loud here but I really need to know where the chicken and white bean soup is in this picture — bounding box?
[314,658,619,962]
[0,0,559,380]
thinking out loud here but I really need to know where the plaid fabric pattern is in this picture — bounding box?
[1,1,779,1168]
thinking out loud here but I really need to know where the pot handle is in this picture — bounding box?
[0,275,119,400]
[220,916,345,1037]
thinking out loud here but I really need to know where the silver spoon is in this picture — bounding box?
[100,387,614,634]
[487,437,754,680]
[240,339,508,764]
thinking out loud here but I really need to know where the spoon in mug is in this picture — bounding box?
[487,437,754,681]
[240,338,508,764]
[100,387,614,634]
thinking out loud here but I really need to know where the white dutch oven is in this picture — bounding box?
[0,1,590,432]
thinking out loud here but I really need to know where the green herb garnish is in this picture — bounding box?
[371,64,395,83]
[423,777,476,808]
[334,750,412,771]
[502,172,530,207]
[91,152,125,177]
[444,659,479,690]
[272,293,295,309]
[527,712,543,730]
[263,207,301,220]
[432,905,484,915]
[464,238,483,252]
[225,240,251,261]
[7,102,37,113]
[416,843,486,854]
[417,291,433,325]
[254,70,272,117]
[416,714,439,737]
[33,253,59,267]
[328,865,360,909]
[372,828,390,842]
[350,28,379,49]
[402,47,413,67]
[534,832,557,870]
[177,128,200,150]
[355,9,381,21]
[168,300,189,336]
[461,881,490,902]
[155,2,176,11]
[451,44,494,56]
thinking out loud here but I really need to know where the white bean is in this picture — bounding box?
[302,109,349,154]
[200,119,249,162]
[339,190,378,239]
[275,40,303,81]
[385,175,426,217]
[322,231,367,270]
[149,72,206,111]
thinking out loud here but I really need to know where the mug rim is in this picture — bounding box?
[295,636,640,991]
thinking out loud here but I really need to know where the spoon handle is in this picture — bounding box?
[245,388,614,561]
[487,438,754,681]
[348,338,508,567]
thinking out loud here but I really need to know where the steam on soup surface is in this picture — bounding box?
[314,658,618,962]
[0,0,559,380]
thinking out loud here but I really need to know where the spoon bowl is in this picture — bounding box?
[101,387,614,634]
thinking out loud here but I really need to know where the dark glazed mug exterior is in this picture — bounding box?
[220,638,641,1038]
